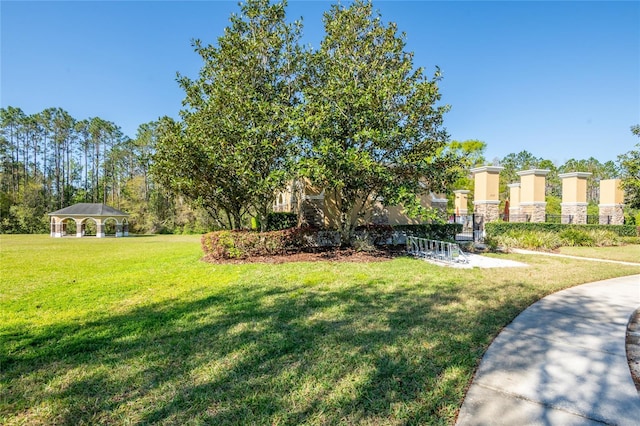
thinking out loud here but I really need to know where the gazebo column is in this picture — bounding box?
[75,219,83,237]
[116,223,123,238]
[96,220,105,238]
[124,222,129,237]
[51,217,62,238]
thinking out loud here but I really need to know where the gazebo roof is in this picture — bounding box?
[49,203,128,217]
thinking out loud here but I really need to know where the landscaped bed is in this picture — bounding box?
[2,235,639,425]
[204,247,403,264]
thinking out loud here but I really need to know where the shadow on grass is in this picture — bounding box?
[1,275,535,425]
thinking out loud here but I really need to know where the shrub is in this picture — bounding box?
[492,230,563,251]
[392,223,462,242]
[622,236,640,245]
[522,231,563,250]
[559,229,594,247]
[352,234,376,252]
[202,222,464,259]
[586,229,621,247]
[485,222,638,238]
[201,227,338,259]
[486,227,625,250]
[265,212,298,231]
[354,224,394,245]
[202,230,277,259]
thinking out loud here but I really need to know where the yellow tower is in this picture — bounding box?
[517,169,550,222]
[470,166,503,222]
[559,172,591,224]
[599,179,624,225]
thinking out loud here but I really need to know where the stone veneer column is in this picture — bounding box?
[517,169,550,223]
[559,172,591,224]
[507,183,521,221]
[471,166,504,222]
[599,179,624,225]
[453,190,470,215]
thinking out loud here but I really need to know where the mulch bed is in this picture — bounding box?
[202,247,408,264]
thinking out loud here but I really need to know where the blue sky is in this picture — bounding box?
[2,1,639,164]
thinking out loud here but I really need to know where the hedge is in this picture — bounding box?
[354,224,394,245]
[352,224,462,245]
[392,223,462,242]
[265,212,298,231]
[202,223,465,259]
[485,222,639,238]
[201,227,334,260]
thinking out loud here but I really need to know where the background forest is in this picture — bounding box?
[0,106,216,234]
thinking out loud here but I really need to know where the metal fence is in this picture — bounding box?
[446,211,618,244]
[544,214,611,224]
[501,213,531,223]
[499,214,613,225]
[594,215,612,225]
[406,236,469,264]
[451,214,484,242]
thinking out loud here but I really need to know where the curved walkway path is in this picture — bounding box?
[457,274,640,426]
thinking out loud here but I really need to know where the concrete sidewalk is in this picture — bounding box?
[456,274,640,426]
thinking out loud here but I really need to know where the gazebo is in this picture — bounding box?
[48,203,129,238]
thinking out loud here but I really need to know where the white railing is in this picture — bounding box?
[406,236,469,264]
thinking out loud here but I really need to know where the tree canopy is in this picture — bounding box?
[617,125,640,208]
[297,0,457,239]
[152,0,302,230]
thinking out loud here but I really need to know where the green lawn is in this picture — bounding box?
[2,235,639,425]
[558,244,640,263]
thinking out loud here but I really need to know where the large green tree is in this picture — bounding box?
[444,140,486,211]
[618,126,640,208]
[153,0,302,230]
[298,0,456,241]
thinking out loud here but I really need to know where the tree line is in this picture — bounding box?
[0,106,216,234]
[1,103,637,233]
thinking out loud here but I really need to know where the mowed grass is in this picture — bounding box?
[558,244,640,263]
[2,235,640,425]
